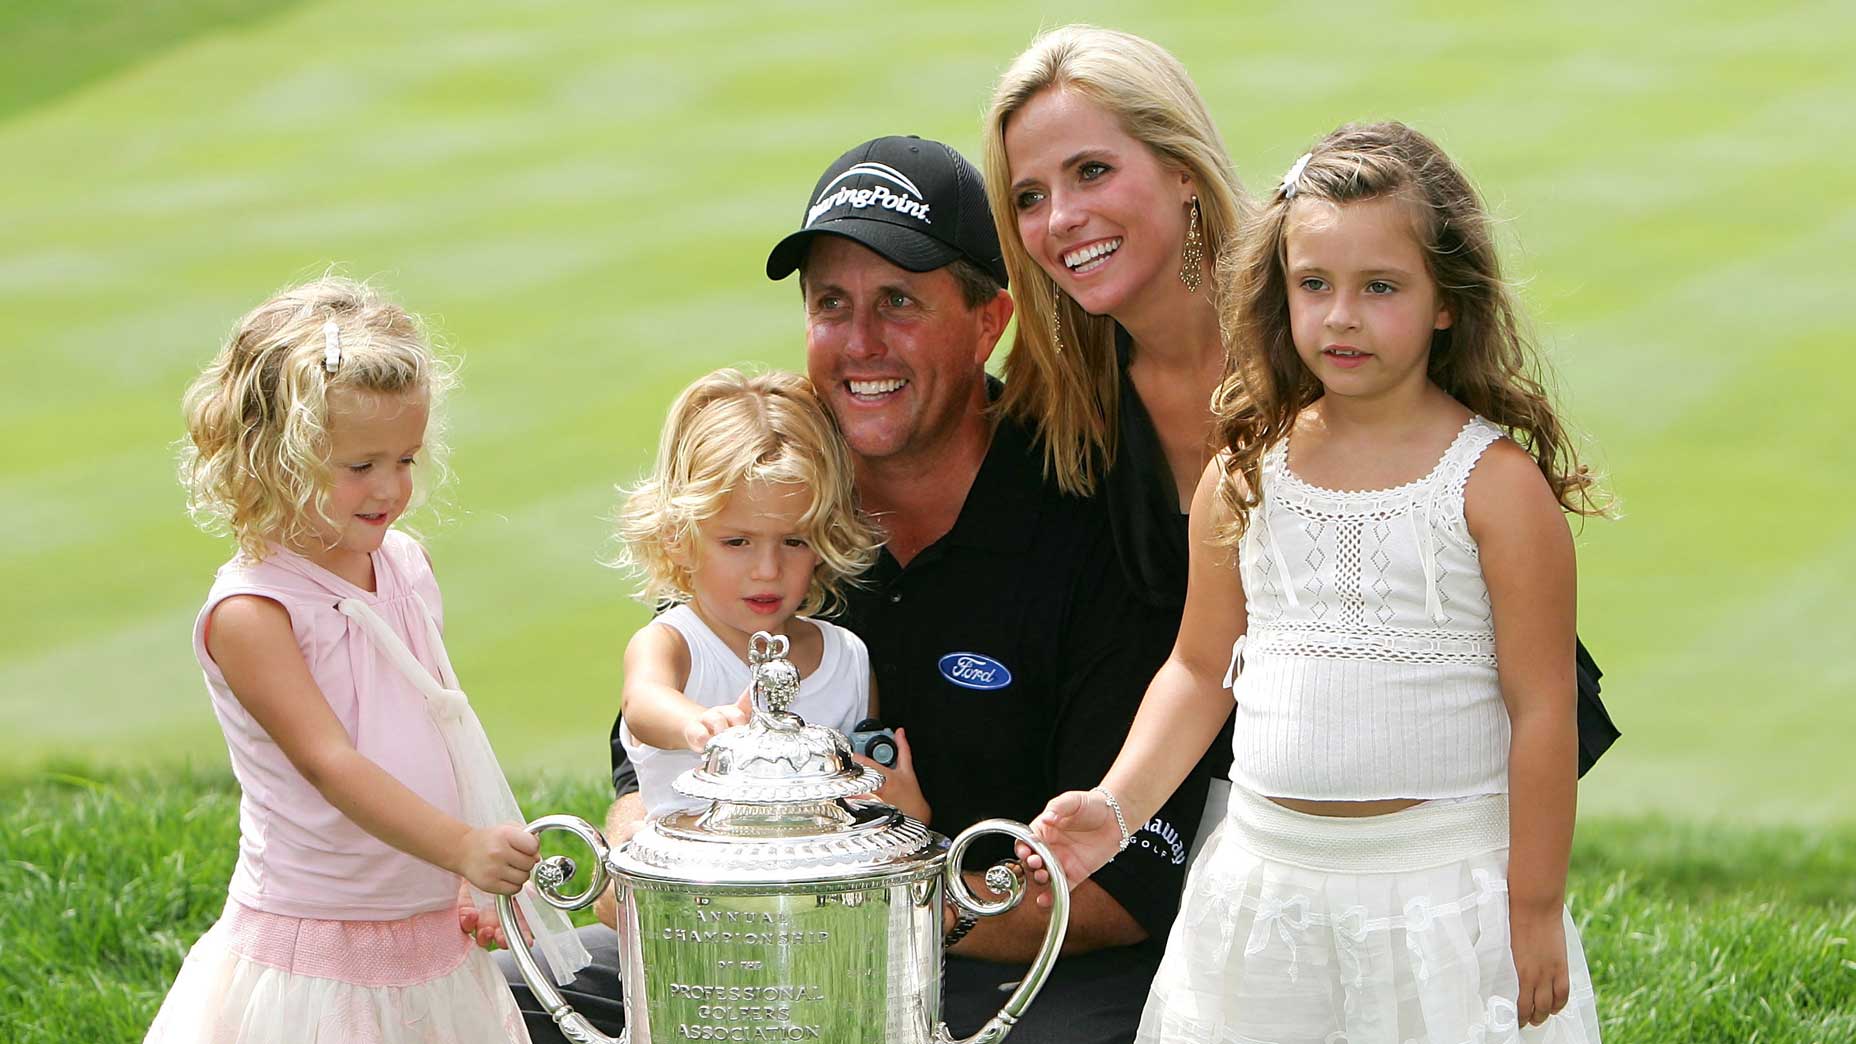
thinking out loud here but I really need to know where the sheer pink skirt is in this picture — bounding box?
[145,899,529,1044]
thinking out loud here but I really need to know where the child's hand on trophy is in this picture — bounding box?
[683,685,754,752]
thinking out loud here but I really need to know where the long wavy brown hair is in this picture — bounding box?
[1214,121,1607,544]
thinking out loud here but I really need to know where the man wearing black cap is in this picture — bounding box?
[499,136,1208,1043]
[772,134,1210,1042]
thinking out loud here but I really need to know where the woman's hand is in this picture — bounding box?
[1018,789,1125,907]
[856,727,930,824]
[682,686,754,752]
[455,823,539,895]
[1510,898,1571,1026]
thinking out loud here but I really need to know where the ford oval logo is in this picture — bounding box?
[938,652,1013,691]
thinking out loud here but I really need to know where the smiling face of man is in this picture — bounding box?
[801,236,1009,469]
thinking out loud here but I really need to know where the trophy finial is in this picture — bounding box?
[749,631,801,716]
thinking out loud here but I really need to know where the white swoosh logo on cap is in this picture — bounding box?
[815,162,925,202]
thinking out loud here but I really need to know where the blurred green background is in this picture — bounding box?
[2,0,1850,824]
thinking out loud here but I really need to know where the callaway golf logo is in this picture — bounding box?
[807,162,932,226]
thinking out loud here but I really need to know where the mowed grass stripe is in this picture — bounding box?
[1,2,1851,824]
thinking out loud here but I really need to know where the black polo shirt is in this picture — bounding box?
[844,411,1209,941]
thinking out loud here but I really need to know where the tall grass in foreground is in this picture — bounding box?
[3,768,1851,1043]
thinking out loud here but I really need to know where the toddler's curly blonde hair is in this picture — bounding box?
[614,369,880,616]
[180,276,455,560]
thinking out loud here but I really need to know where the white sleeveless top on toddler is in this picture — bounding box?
[1228,416,1512,800]
[620,603,871,815]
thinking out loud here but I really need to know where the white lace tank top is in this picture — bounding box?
[1227,416,1510,800]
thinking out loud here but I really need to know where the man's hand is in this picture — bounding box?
[456,881,502,949]
[593,794,648,929]
[855,727,930,824]
[456,881,532,950]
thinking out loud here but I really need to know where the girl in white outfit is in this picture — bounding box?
[1026,123,1608,1043]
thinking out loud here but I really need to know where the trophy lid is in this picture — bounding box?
[615,631,942,884]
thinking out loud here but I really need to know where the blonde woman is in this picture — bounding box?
[984,24,1253,611]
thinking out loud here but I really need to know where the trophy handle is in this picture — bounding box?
[934,818,1070,1044]
[496,814,628,1044]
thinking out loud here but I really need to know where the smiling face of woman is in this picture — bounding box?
[1004,86,1197,323]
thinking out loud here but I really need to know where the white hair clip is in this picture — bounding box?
[322,320,342,375]
[1279,152,1313,200]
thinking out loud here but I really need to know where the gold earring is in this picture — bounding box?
[1050,278,1065,355]
[1179,196,1204,293]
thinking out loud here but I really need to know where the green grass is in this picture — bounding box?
[0,4,1851,821]
[3,769,1852,1043]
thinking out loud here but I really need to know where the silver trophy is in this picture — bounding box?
[499,630,1070,1043]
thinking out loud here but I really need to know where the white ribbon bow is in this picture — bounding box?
[1403,895,1437,983]
[1188,872,1244,964]
[1332,904,1372,993]
[1245,894,1312,982]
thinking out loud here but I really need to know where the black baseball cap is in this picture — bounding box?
[765,135,1008,288]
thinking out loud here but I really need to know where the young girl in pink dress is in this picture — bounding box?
[1028,123,1608,1042]
[147,277,587,1043]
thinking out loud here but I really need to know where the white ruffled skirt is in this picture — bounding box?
[144,899,529,1044]
[1138,788,1601,1044]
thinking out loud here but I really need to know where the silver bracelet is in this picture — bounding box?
[1092,785,1134,852]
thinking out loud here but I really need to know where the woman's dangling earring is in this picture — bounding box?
[1179,196,1205,293]
[1050,278,1065,355]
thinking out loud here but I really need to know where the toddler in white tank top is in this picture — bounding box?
[611,369,922,821]
[620,603,870,814]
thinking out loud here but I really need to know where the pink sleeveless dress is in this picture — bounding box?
[144,531,528,1044]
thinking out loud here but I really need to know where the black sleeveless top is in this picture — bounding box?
[1102,326,1234,777]
[1103,326,1192,611]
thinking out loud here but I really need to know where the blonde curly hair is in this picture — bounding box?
[180,276,454,560]
[613,369,881,616]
